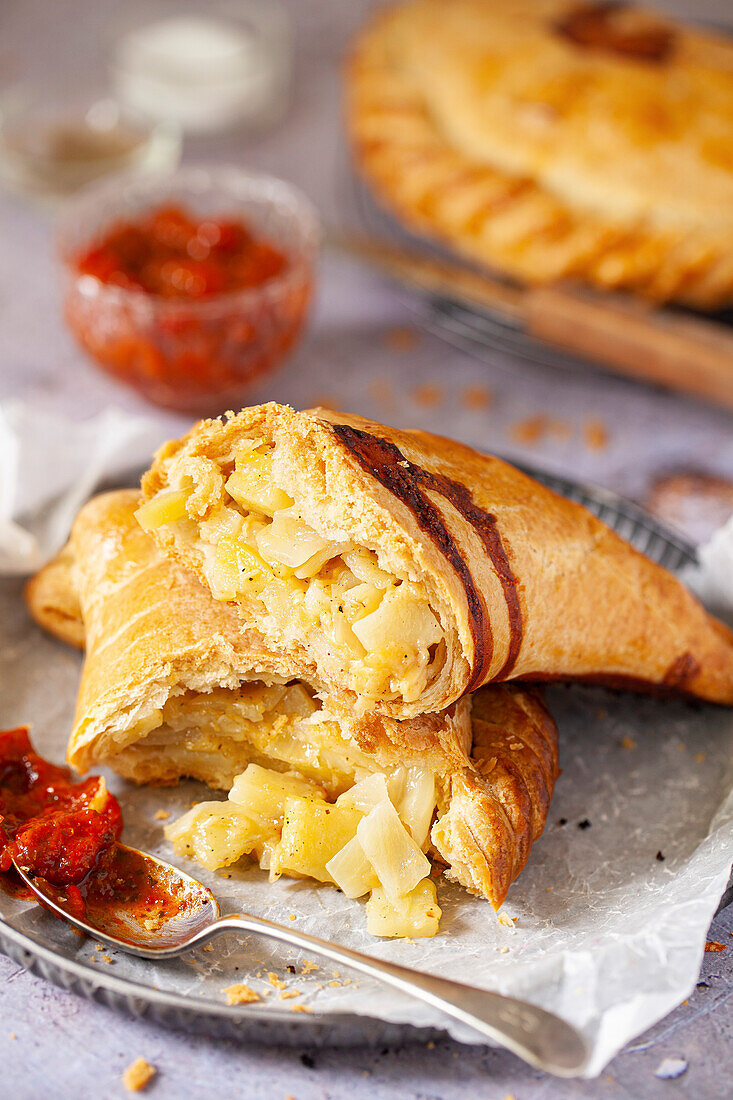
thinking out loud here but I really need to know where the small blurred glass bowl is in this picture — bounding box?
[0,88,181,203]
[58,166,320,415]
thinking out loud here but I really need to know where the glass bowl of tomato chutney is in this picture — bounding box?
[59,166,319,414]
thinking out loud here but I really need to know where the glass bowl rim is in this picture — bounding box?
[57,164,320,315]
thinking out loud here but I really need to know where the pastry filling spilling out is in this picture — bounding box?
[137,441,446,707]
[120,680,443,937]
[126,681,382,792]
[166,761,442,939]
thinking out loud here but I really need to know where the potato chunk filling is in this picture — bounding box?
[167,762,442,939]
[139,442,444,705]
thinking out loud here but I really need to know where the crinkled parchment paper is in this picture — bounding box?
[0,406,731,1077]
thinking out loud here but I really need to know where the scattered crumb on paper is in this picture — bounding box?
[411,383,443,408]
[584,418,609,450]
[461,385,492,410]
[122,1058,156,1092]
[510,415,569,446]
[222,983,261,1005]
[384,326,418,352]
[367,377,395,410]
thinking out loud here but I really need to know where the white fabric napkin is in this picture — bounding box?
[0,402,170,575]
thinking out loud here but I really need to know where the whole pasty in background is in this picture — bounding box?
[26,490,559,913]
[139,404,733,717]
[347,0,733,307]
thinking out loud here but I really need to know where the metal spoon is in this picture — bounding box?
[14,844,588,1076]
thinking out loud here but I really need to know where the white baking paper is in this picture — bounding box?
[0,403,731,1078]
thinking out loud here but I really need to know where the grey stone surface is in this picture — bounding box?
[1,1,732,1096]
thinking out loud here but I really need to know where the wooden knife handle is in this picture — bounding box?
[526,286,733,411]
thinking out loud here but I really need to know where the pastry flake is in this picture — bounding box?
[122,1058,156,1093]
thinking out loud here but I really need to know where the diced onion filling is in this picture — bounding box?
[166,762,442,938]
[138,442,445,705]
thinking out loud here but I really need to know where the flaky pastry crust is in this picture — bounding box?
[33,490,559,909]
[142,404,733,715]
[25,542,84,649]
[347,0,733,307]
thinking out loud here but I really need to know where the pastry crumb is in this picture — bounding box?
[9,1033,16,1040]
[384,325,419,352]
[300,959,319,974]
[584,418,609,450]
[222,983,261,1005]
[426,1040,435,1049]
[461,384,493,410]
[291,1004,313,1014]
[268,972,286,990]
[511,414,547,445]
[203,944,214,952]
[279,990,301,1000]
[621,736,637,750]
[510,414,571,446]
[288,913,297,921]
[695,752,706,763]
[154,809,170,820]
[367,377,395,410]
[705,940,727,952]
[411,383,443,407]
[122,1058,156,1092]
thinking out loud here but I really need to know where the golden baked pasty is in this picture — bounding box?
[24,541,84,650]
[347,0,733,307]
[31,489,558,921]
[139,403,733,717]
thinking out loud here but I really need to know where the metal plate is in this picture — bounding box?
[0,476,727,1046]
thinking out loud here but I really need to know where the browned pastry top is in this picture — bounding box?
[347,0,733,307]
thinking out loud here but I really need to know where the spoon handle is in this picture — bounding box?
[196,913,588,1076]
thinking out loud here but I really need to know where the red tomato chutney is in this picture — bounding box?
[0,728,186,932]
[64,204,312,415]
[0,728,121,906]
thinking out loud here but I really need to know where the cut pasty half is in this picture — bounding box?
[139,403,733,717]
[348,0,733,307]
[28,489,559,915]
